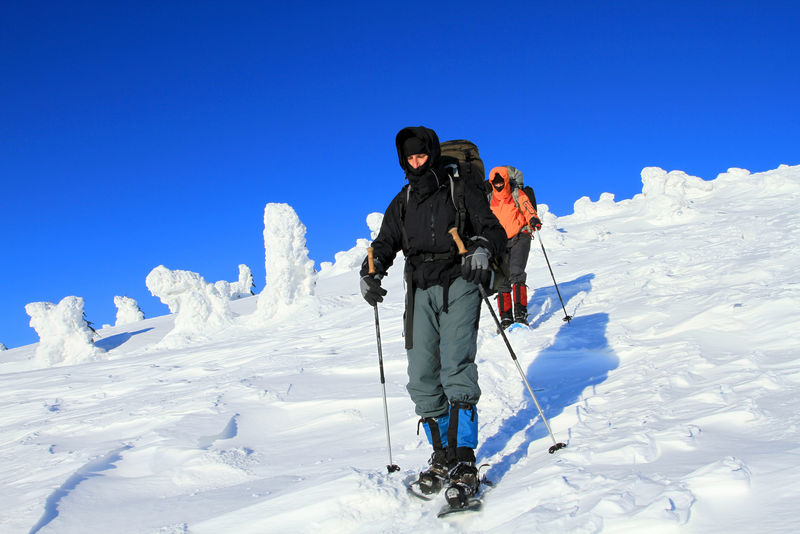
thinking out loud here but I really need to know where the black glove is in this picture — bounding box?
[461,238,492,288]
[360,255,387,306]
[360,274,387,306]
[529,215,542,231]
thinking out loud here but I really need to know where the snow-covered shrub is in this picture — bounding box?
[146,265,234,346]
[639,167,713,222]
[366,212,383,240]
[0,343,7,351]
[234,264,255,298]
[254,203,317,320]
[25,296,104,367]
[114,295,145,326]
[572,193,624,221]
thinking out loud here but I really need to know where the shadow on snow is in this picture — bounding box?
[478,273,618,484]
[94,328,153,351]
[529,273,594,327]
[29,445,132,534]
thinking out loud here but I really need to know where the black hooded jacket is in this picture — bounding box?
[367,126,506,290]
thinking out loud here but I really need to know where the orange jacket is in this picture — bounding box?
[488,166,539,239]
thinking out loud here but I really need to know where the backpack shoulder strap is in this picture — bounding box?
[398,184,411,250]
[448,173,467,239]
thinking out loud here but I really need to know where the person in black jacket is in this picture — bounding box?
[360,126,506,508]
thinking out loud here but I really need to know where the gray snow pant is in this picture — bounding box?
[498,232,531,293]
[406,277,482,418]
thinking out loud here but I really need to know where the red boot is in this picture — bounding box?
[497,291,513,330]
[512,284,528,325]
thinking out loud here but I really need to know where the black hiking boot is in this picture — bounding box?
[444,461,480,508]
[416,449,451,495]
[513,306,529,325]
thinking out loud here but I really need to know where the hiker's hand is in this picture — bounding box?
[529,215,542,231]
[360,274,387,306]
[360,255,386,306]
[462,242,491,288]
[360,255,386,278]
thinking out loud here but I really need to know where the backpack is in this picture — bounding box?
[440,140,485,192]
[505,165,537,211]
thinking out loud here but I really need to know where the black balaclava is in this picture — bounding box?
[492,172,505,192]
[403,136,430,177]
[402,137,426,159]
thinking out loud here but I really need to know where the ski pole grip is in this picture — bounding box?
[448,228,468,255]
[367,247,376,274]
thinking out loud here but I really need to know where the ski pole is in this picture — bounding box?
[367,247,401,473]
[448,229,566,454]
[536,231,573,324]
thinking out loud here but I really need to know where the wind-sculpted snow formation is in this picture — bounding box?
[2,165,800,533]
[145,265,234,347]
[319,212,384,277]
[24,296,103,367]
[214,264,255,301]
[113,296,145,326]
[254,203,317,320]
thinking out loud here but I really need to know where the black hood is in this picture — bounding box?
[395,126,441,173]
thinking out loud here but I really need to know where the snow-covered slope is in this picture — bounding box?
[2,165,799,533]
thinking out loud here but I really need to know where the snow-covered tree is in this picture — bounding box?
[0,343,7,351]
[366,212,383,240]
[254,203,317,321]
[146,265,234,347]
[114,296,145,326]
[319,212,381,277]
[233,264,255,298]
[214,264,256,301]
[25,296,104,367]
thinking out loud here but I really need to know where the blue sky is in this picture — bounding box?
[1,1,798,349]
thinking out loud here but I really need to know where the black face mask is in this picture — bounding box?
[492,175,505,192]
[406,158,431,177]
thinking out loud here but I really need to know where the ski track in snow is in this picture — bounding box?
[1,165,800,533]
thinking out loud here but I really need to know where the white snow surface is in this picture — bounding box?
[2,165,800,533]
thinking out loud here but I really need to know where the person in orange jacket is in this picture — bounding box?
[487,166,541,328]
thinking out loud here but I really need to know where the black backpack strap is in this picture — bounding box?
[399,184,411,251]
[523,185,537,211]
[448,174,467,240]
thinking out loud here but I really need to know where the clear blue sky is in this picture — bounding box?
[2,1,798,349]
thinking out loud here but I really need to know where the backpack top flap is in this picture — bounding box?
[440,139,485,188]
[504,165,524,187]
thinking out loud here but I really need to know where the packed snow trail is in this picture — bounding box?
[1,165,799,533]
